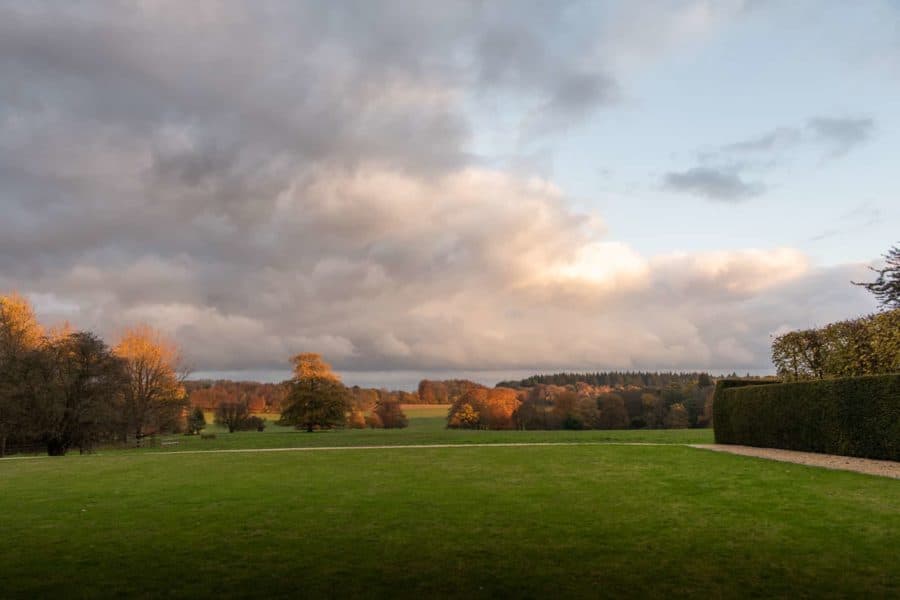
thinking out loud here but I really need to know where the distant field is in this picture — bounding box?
[140,404,714,453]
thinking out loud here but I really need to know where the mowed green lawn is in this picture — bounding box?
[159,405,715,452]
[1,409,898,598]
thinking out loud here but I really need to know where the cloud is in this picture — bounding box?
[807,117,875,157]
[670,115,875,203]
[663,167,766,202]
[0,1,879,386]
[703,116,875,162]
[809,201,884,242]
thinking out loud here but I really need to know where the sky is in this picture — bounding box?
[1,1,898,389]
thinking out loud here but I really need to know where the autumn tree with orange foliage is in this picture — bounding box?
[0,293,45,456]
[373,399,408,428]
[280,353,350,432]
[291,352,340,381]
[447,386,521,429]
[114,325,187,440]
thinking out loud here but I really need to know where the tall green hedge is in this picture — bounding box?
[712,379,781,444]
[713,374,900,460]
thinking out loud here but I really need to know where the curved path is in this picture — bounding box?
[691,444,900,479]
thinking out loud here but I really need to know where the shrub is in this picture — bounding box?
[365,412,383,429]
[347,410,366,429]
[236,415,266,432]
[215,401,250,433]
[186,407,206,435]
[373,400,408,429]
[664,403,689,429]
[713,374,900,460]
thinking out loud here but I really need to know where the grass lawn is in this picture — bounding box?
[2,433,898,598]
[144,405,715,452]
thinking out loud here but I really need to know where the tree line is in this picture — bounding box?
[0,293,186,456]
[771,309,899,381]
[772,242,899,381]
[446,376,716,431]
[496,371,713,389]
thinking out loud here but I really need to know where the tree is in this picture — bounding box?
[641,393,666,429]
[597,393,629,429]
[114,325,186,441]
[280,378,350,432]
[280,353,349,432]
[854,243,900,309]
[27,332,128,455]
[665,403,689,429]
[290,353,339,381]
[373,400,408,428]
[447,403,479,428]
[187,407,206,435]
[0,293,45,457]
[215,401,250,433]
[446,386,521,429]
[347,409,366,429]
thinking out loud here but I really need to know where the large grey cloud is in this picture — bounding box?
[0,1,878,386]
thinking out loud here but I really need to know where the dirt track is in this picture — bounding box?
[691,444,900,479]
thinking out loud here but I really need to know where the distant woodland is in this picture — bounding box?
[184,371,720,433]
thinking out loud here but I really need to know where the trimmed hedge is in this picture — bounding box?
[713,374,900,460]
[712,379,781,444]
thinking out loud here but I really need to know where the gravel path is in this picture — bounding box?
[691,444,900,479]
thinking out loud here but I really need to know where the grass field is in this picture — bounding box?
[2,407,897,598]
[164,405,715,452]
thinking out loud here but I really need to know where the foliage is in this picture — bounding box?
[280,378,350,432]
[347,409,366,429]
[114,325,187,440]
[713,375,900,460]
[25,332,129,455]
[373,400,408,429]
[364,412,383,428]
[597,394,629,429]
[447,386,520,429]
[853,243,900,309]
[186,380,287,413]
[771,309,900,380]
[186,407,206,435]
[290,352,339,381]
[416,379,480,404]
[0,293,45,456]
[1,293,196,455]
[215,401,250,433]
[236,415,267,432]
[664,403,689,429]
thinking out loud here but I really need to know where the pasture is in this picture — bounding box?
[168,405,714,451]
[1,407,897,598]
